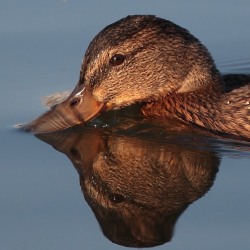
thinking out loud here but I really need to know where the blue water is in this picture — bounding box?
[1,1,250,249]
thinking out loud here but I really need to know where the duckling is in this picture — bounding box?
[24,15,250,140]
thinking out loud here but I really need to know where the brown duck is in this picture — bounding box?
[24,15,250,140]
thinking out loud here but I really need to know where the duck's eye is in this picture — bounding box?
[109,54,125,66]
[108,193,125,203]
[69,97,81,108]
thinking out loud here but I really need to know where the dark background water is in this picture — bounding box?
[1,1,250,249]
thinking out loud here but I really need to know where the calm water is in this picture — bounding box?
[1,1,250,249]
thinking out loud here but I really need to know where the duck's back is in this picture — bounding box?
[218,75,250,139]
[142,74,250,140]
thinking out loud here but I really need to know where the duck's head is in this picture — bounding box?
[25,15,222,134]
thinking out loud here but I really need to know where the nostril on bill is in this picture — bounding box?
[69,97,81,108]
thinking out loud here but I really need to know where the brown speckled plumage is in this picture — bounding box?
[142,80,250,139]
[25,15,250,140]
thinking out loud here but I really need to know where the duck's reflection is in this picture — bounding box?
[37,125,219,248]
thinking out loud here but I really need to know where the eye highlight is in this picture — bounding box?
[109,54,125,66]
[108,193,125,203]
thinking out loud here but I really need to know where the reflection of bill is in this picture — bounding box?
[37,126,219,248]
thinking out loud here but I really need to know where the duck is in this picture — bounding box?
[24,15,250,140]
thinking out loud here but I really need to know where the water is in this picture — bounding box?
[1,1,250,249]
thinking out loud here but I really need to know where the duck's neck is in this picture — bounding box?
[141,89,227,134]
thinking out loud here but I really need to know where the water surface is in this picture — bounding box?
[1,1,250,249]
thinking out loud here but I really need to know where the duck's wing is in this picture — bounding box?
[220,82,250,140]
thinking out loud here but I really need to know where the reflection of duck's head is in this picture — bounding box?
[25,15,250,139]
[37,127,219,247]
[82,136,219,248]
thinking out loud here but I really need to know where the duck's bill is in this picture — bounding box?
[23,87,105,134]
